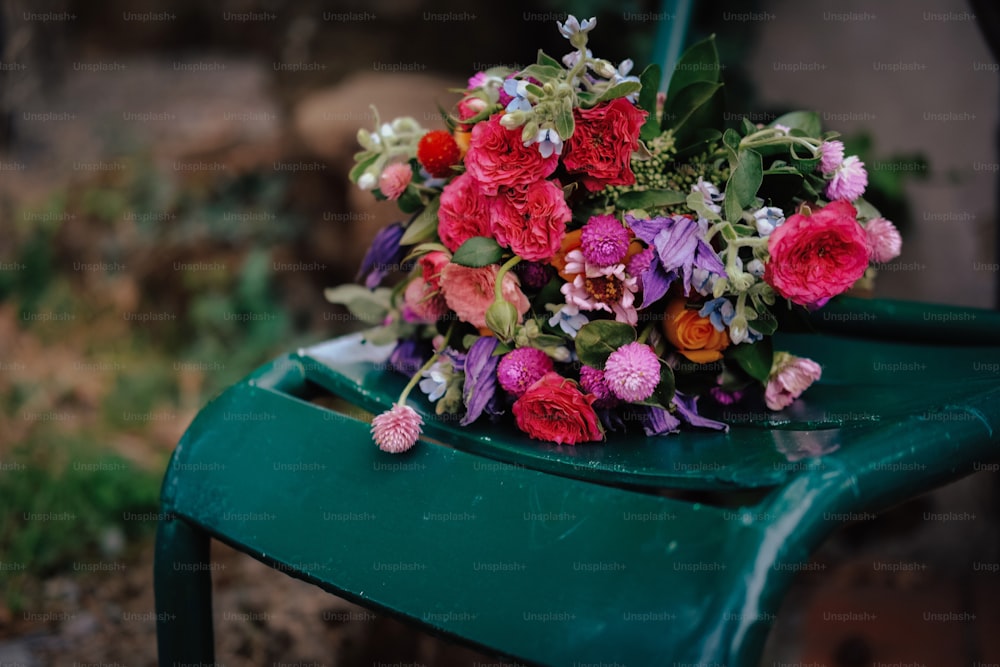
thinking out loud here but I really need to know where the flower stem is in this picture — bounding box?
[397,322,454,405]
[494,255,523,301]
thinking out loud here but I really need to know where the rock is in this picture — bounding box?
[293,71,463,163]
[293,71,463,282]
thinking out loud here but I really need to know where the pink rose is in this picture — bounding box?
[457,96,486,123]
[765,353,822,411]
[437,172,493,253]
[418,251,450,290]
[563,97,647,192]
[401,279,448,323]
[512,372,603,445]
[764,201,869,307]
[490,180,570,262]
[865,217,902,263]
[464,114,559,195]
[378,162,412,200]
[439,263,530,329]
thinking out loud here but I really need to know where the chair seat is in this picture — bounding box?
[156,297,1000,666]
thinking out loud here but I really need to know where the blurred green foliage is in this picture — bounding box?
[0,158,313,607]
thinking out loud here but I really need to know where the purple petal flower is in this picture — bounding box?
[626,215,726,298]
[638,261,676,308]
[357,222,406,289]
[633,405,681,436]
[673,392,729,432]
[388,339,431,376]
[461,336,500,426]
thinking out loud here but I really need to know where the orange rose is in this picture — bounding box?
[662,298,729,364]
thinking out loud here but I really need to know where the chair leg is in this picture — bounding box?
[155,515,215,666]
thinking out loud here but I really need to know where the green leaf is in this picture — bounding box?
[594,80,641,104]
[451,236,504,267]
[520,64,563,82]
[747,308,778,336]
[664,81,725,146]
[399,198,440,246]
[554,106,575,140]
[654,362,676,408]
[364,324,402,346]
[724,148,763,222]
[616,189,687,211]
[666,35,721,102]
[740,117,757,136]
[637,64,662,143]
[536,49,563,69]
[575,321,637,369]
[722,128,741,160]
[726,338,774,383]
[852,196,883,222]
[771,111,821,137]
[324,285,393,324]
[396,187,423,214]
[349,153,378,184]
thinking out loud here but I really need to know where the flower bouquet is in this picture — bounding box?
[325,15,902,453]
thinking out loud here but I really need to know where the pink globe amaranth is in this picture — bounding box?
[865,217,902,263]
[371,403,423,453]
[763,201,870,307]
[464,114,558,195]
[378,162,412,200]
[825,155,868,201]
[490,180,570,262]
[603,341,661,403]
[497,347,554,397]
[437,172,493,253]
[563,97,647,192]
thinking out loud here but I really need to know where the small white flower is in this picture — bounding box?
[753,206,785,236]
[557,15,597,39]
[357,171,377,191]
[747,259,766,278]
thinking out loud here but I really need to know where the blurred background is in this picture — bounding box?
[0,0,997,665]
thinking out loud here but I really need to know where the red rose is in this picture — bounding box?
[763,200,869,307]
[563,97,647,192]
[437,172,493,252]
[512,372,603,445]
[490,180,570,262]
[464,114,559,195]
[418,250,449,290]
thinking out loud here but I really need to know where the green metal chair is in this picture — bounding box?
[155,296,1000,666]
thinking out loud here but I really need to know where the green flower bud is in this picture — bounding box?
[485,299,520,342]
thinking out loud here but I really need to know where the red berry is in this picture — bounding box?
[417,130,461,177]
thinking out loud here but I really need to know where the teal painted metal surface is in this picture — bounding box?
[156,297,1000,666]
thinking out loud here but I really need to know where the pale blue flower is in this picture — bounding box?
[746,259,766,278]
[548,304,589,337]
[699,298,735,333]
[752,206,785,236]
[612,59,641,101]
[503,79,532,113]
[562,48,592,69]
[526,127,563,158]
[692,180,724,215]
[557,15,597,40]
[418,361,449,402]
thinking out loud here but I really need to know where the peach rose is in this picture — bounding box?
[662,297,730,363]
